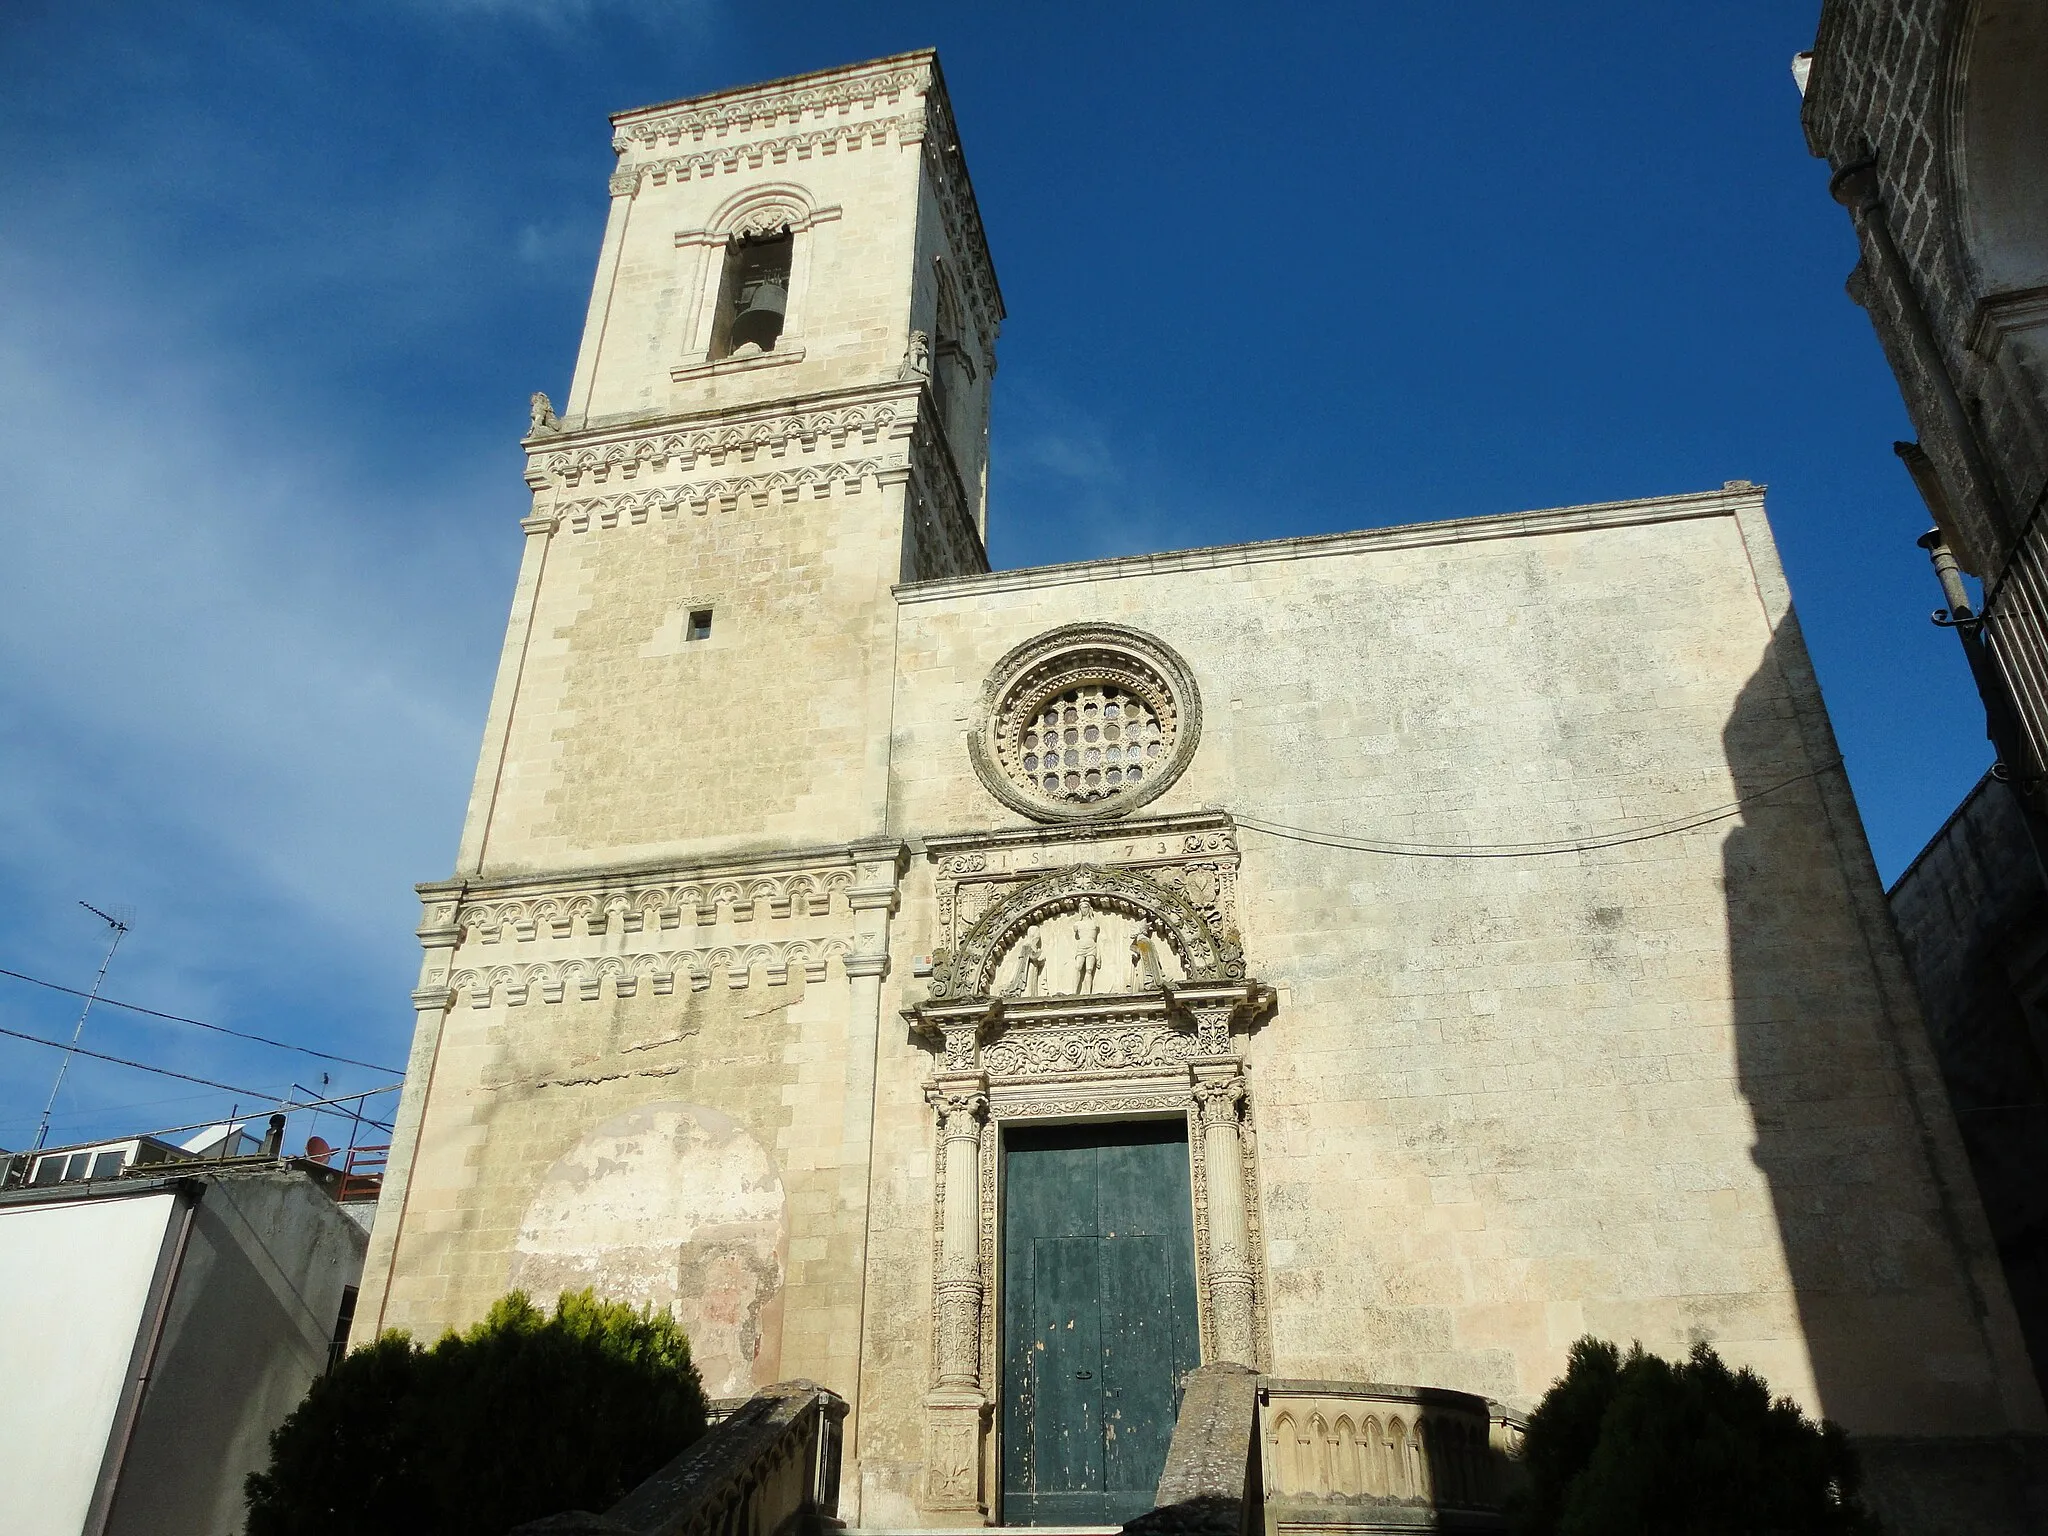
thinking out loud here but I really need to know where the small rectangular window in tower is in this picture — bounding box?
[686,609,714,642]
[711,230,793,359]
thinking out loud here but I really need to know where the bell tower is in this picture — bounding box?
[457,51,1002,878]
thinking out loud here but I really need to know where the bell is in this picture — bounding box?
[729,281,787,353]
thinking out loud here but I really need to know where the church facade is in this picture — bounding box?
[352,52,2047,1529]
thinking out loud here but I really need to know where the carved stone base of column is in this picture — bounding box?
[921,1388,990,1517]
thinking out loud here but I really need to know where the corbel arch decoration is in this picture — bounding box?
[703,181,838,239]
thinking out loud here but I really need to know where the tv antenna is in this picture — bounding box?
[32,902,132,1152]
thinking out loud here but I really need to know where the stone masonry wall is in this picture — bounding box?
[850,489,2043,1518]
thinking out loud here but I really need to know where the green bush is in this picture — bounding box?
[1511,1337,1878,1536]
[246,1289,709,1536]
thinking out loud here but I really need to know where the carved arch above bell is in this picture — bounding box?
[698,181,840,238]
[926,862,1244,1002]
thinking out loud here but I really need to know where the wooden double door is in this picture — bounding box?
[1000,1121,1201,1527]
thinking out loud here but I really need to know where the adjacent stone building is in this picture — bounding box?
[355,52,2048,1531]
[1888,774,2048,1410]
[1800,0,2048,820]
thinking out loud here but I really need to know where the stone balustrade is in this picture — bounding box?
[511,1379,846,1536]
[1256,1380,1520,1535]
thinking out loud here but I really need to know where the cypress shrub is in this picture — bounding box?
[246,1289,708,1536]
[1512,1337,1878,1535]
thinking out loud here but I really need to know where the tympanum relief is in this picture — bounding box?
[993,899,1185,998]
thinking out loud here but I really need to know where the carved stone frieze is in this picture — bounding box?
[929,813,1240,964]
[615,115,918,199]
[525,396,912,490]
[549,457,895,532]
[978,1022,1195,1079]
[456,868,854,942]
[447,939,854,1008]
[612,64,931,156]
[420,844,907,1010]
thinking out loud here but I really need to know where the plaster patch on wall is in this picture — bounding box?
[510,1101,786,1397]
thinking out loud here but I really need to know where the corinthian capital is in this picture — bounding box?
[1192,1074,1245,1125]
[927,1086,988,1139]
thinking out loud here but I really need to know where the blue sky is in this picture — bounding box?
[0,1,1986,1151]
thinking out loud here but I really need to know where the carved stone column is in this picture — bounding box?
[929,1081,988,1386]
[1192,1061,1258,1367]
[923,1076,991,1514]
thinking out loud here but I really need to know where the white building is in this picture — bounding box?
[0,1155,366,1536]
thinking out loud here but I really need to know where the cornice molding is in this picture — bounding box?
[524,386,925,489]
[420,839,896,907]
[611,56,934,155]
[612,115,919,199]
[896,487,1769,604]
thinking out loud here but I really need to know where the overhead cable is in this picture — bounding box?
[1234,761,1839,860]
[0,1020,401,1113]
[0,965,401,1074]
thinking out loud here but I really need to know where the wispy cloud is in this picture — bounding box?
[0,240,511,1141]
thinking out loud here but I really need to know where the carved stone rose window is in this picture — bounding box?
[970,625,1201,823]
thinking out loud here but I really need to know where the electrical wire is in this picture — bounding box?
[1233,762,1839,859]
[0,1019,400,1117]
[0,965,401,1074]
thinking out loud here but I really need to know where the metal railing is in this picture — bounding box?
[337,1143,387,1203]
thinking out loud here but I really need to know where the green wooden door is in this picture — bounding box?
[1001,1121,1199,1526]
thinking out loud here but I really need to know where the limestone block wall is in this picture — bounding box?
[353,857,881,1406]
[456,393,920,877]
[861,486,2042,1475]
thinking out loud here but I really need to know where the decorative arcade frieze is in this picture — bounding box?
[903,817,1275,1517]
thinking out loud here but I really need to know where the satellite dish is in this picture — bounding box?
[305,1136,335,1164]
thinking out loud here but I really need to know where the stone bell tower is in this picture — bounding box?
[462,51,1001,880]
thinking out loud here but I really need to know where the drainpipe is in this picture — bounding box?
[1831,160,2016,549]
[84,1180,202,1536]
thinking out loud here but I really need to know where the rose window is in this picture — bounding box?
[1017,685,1167,802]
[971,625,1201,822]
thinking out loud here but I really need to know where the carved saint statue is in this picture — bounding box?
[899,328,931,380]
[1072,899,1102,995]
[1001,925,1045,998]
[1130,923,1167,991]
[528,391,561,435]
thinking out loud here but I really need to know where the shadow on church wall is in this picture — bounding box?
[1721,614,2046,1530]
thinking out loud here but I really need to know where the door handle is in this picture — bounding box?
[1075,1370,1093,1379]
